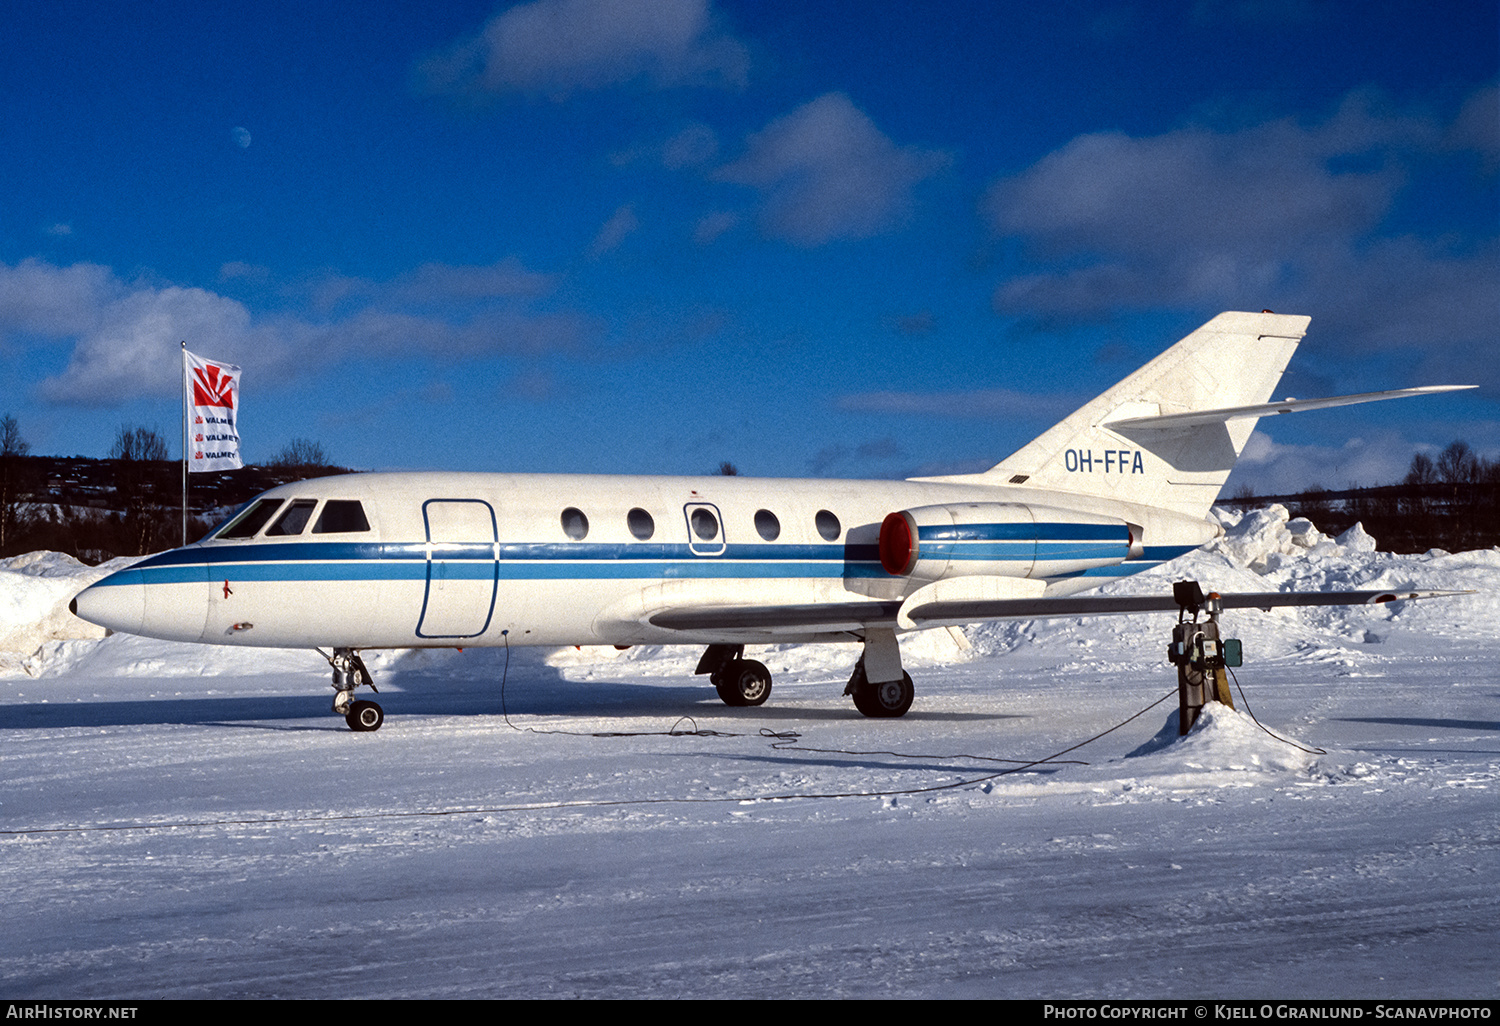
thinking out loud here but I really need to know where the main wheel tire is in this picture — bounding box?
[714,658,772,707]
[346,699,384,732]
[851,671,914,718]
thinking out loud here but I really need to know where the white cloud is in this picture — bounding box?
[838,387,1077,421]
[396,258,558,302]
[661,123,718,168]
[982,85,1500,383]
[293,259,558,313]
[0,260,597,407]
[218,261,270,283]
[986,104,1407,268]
[0,258,116,340]
[716,93,950,246]
[1447,82,1499,173]
[1228,429,1424,495]
[692,210,739,245]
[34,283,262,405]
[416,0,748,98]
[588,204,640,258]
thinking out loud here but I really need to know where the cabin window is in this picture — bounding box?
[266,499,318,536]
[216,499,284,539]
[754,509,780,541]
[815,509,841,541]
[313,500,370,534]
[627,508,655,540]
[561,507,589,540]
[690,507,719,541]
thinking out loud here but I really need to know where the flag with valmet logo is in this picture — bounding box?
[184,350,242,472]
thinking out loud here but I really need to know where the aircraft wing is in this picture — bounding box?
[646,589,1468,635]
[650,601,902,633]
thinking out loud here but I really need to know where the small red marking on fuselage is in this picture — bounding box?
[223,580,232,599]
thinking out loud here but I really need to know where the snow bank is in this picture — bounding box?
[1210,503,1375,573]
[1124,703,1319,778]
[0,551,139,675]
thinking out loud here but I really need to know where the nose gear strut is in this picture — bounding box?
[322,647,383,732]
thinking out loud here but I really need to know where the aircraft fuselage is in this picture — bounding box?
[73,471,1216,651]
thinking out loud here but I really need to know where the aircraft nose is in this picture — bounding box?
[70,571,146,636]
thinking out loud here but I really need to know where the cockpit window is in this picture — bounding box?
[266,499,319,536]
[313,500,370,534]
[216,499,285,539]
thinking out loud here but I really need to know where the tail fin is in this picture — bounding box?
[949,311,1310,518]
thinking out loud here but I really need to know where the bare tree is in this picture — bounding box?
[1436,440,1479,486]
[110,424,171,555]
[271,438,329,469]
[110,424,170,463]
[717,461,739,476]
[0,414,32,553]
[1404,452,1438,486]
[0,414,27,459]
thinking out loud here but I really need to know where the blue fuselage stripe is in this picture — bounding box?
[917,522,1129,542]
[97,523,1179,588]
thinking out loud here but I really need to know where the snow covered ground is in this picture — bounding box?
[3,507,1497,998]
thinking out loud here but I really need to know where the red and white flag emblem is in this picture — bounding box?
[184,350,243,473]
[191,361,236,409]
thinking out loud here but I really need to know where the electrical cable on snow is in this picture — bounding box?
[0,687,1183,836]
[1227,666,1327,755]
[491,622,1180,797]
[497,629,1096,758]
[496,631,797,741]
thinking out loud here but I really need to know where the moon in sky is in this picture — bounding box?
[232,126,251,149]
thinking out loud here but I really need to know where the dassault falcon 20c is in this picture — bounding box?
[72,312,1471,731]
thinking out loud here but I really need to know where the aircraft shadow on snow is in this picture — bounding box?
[1333,716,1500,732]
[0,650,1025,732]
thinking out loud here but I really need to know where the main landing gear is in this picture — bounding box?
[326,647,383,732]
[696,645,773,706]
[697,628,915,718]
[843,659,915,718]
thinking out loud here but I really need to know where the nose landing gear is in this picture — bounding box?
[326,648,383,732]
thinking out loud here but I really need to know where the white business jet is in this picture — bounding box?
[71,312,1469,730]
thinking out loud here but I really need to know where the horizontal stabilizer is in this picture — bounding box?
[1106,386,1475,432]
[905,588,1470,628]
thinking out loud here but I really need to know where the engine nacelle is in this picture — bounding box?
[879,502,1140,582]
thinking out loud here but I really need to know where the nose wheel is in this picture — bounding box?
[345,699,384,732]
[327,648,383,732]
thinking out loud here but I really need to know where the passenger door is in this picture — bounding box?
[417,499,498,639]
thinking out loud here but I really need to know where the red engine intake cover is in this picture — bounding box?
[879,511,917,576]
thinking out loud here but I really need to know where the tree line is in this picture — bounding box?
[1227,440,1500,553]
[0,416,342,562]
[2,412,1493,562]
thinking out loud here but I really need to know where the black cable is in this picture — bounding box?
[1,686,1184,837]
[499,632,798,741]
[1227,666,1327,755]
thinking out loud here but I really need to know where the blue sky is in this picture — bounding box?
[2,0,1495,494]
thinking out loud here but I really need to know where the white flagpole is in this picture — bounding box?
[181,340,188,546]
